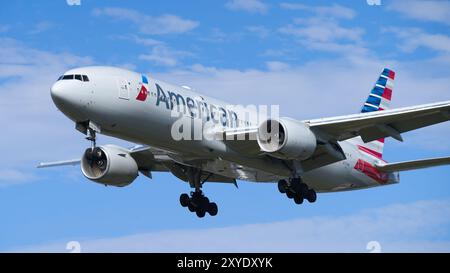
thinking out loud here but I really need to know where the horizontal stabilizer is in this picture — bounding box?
[375,156,450,172]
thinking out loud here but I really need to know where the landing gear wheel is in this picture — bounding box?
[196,208,206,218]
[202,197,210,207]
[278,180,288,194]
[180,193,190,207]
[208,202,218,216]
[187,202,195,212]
[306,189,317,203]
[286,190,294,199]
[294,194,304,205]
[294,183,308,196]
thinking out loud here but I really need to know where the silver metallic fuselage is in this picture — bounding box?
[50,66,399,192]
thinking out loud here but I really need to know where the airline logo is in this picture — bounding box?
[136,75,149,101]
[134,75,240,128]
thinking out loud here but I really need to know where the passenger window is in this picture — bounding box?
[62,75,74,80]
[75,75,82,81]
[82,75,89,82]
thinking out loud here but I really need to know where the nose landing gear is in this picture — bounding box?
[278,178,317,205]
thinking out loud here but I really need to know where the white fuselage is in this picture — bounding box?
[50,66,399,192]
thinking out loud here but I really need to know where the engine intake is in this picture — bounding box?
[257,118,317,160]
[81,145,138,187]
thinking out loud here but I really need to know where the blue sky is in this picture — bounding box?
[1,0,450,252]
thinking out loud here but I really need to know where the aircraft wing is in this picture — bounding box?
[37,145,237,184]
[129,145,237,183]
[375,156,450,172]
[37,159,81,168]
[305,100,450,143]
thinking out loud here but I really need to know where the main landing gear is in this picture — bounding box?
[179,191,218,218]
[277,178,317,205]
[179,168,218,218]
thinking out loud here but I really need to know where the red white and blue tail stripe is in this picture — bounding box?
[355,68,395,160]
[361,68,395,113]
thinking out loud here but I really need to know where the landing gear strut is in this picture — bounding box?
[86,128,97,150]
[277,178,317,205]
[84,128,103,168]
[179,168,218,218]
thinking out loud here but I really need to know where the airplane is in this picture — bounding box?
[38,67,450,218]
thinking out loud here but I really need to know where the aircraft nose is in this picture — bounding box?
[50,80,80,115]
[50,81,64,104]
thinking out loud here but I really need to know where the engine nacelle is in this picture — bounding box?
[81,145,138,187]
[257,118,317,160]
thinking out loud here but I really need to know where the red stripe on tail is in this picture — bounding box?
[382,87,392,100]
[358,145,383,159]
[354,159,389,184]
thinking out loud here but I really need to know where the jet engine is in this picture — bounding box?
[81,145,138,187]
[257,118,317,160]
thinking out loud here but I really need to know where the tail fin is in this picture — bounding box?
[356,68,395,159]
[361,68,395,113]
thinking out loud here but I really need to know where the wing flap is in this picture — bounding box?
[218,127,261,155]
[129,145,171,172]
[375,156,450,172]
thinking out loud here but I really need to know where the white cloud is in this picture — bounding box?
[388,0,450,26]
[29,21,53,34]
[278,17,365,55]
[280,3,355,19]
[110,34,192,68]
[199,28,242,43]
[92,7,199,35]
[282,18,363,43]
[246,25,270,38]
[383,27,450,53]
[139,44,192,67]
[0,38,94,171]
[0,169,37,187]
[279,2,307,10]
[277,4,363,55]
[112,34,163,47]
[15,199,450,252]
[225,0,268,14]
[265,61,290,71]
[0,38,135,188]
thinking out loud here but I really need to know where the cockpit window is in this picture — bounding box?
[57,74,90,82]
